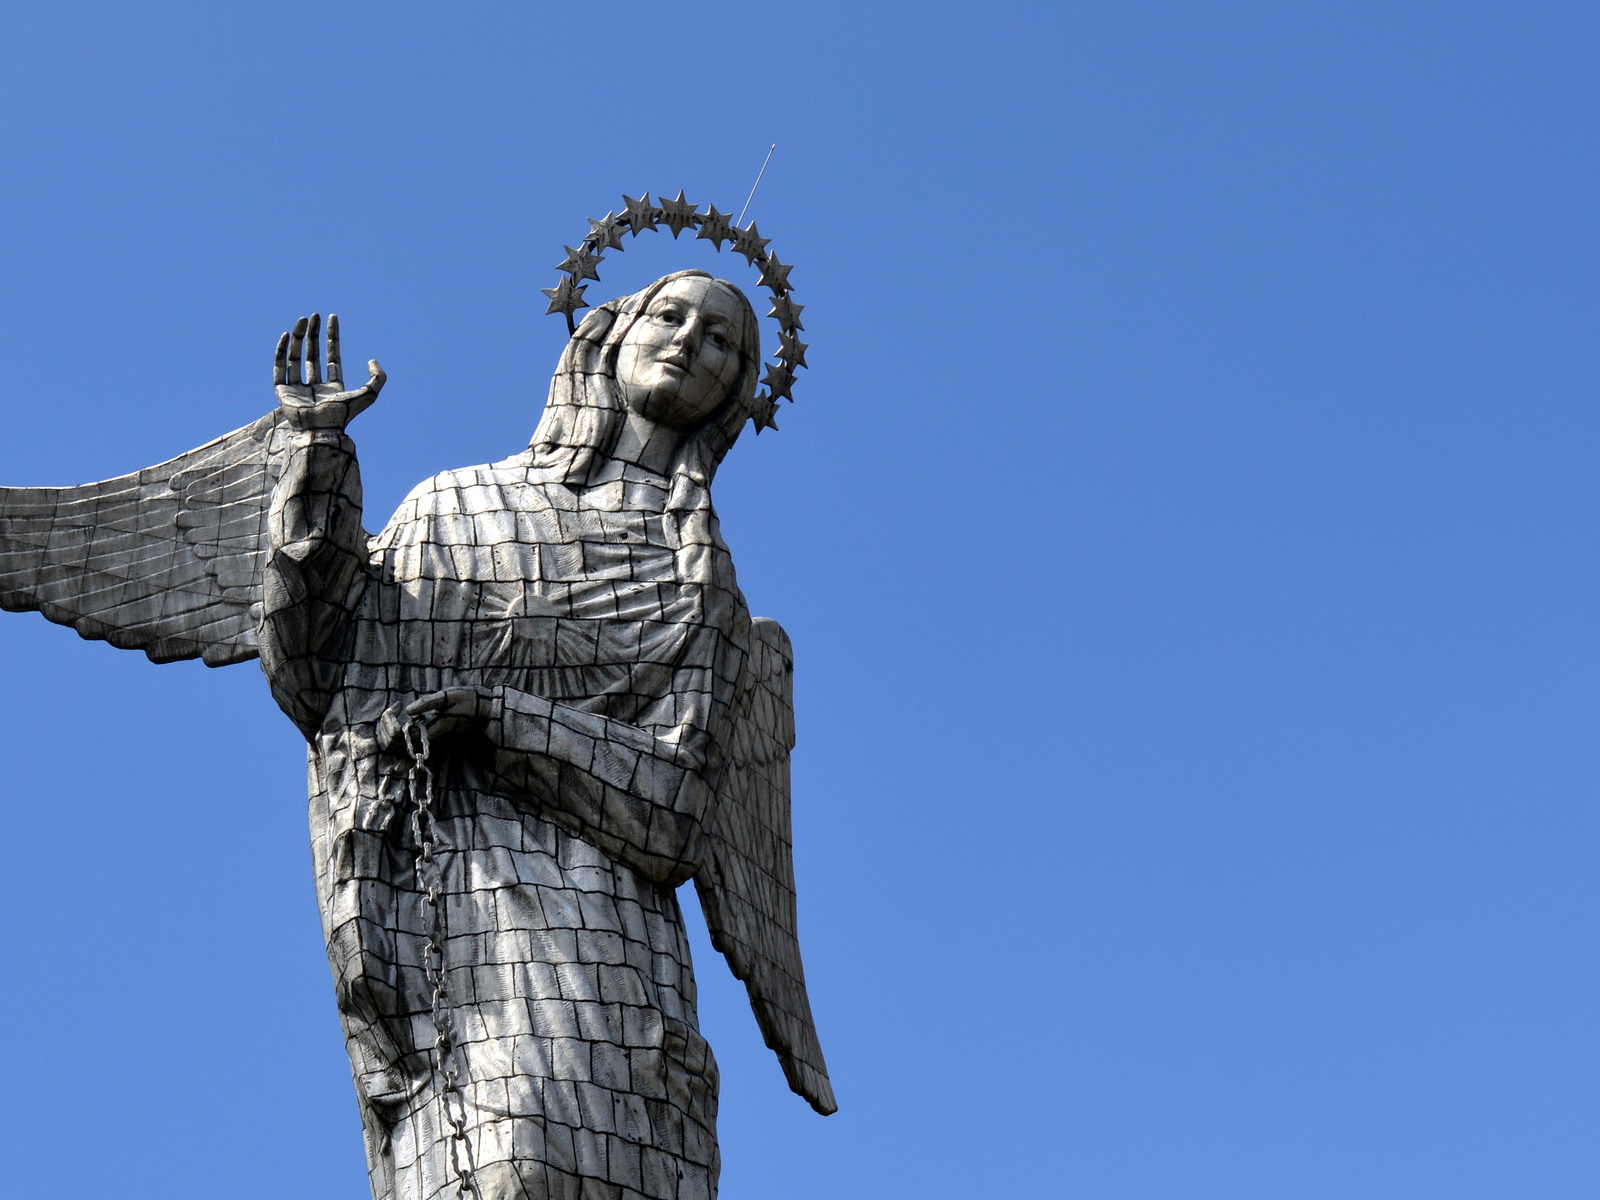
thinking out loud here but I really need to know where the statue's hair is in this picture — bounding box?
[528,270,763,488]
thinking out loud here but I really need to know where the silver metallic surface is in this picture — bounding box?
[0,257,834,1200]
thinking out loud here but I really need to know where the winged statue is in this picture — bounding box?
[0,266,833,1200]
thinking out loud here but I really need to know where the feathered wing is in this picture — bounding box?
[695,616,837,1115]
[0,410,287,666]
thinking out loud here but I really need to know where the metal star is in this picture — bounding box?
[758,252,793,292]
[753,394,780,433]
[659,190,699,238]
[696,204,733,250]
[778,331,809,371]
[555,244,602,284]
[541,277,589,316]
[622,193,660,236]
[768,293,805,331]
[761,361,795,403]
[732,221,771,265]
[585,212,625,252]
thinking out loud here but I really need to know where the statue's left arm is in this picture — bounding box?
[382,685,713,887]
[490,688,715,886]
[256,315,385,739]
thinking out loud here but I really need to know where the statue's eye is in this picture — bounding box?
[707,330,731,349]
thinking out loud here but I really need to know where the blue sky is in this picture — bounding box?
[0,4,1595,1197]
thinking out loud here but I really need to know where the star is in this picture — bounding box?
[768,293,805,331]
[761,361,795,403]
[555,244,602,283]
[778,331,809,371]
[758,252,793,292]
[659,190,699,238]
[541,277,589,316]
[732,221,771,265]
[753,395,780,433]
[622,193,660,236]
[696,204,733,250]
[585,212,625,252]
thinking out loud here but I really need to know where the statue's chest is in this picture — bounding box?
[388,479,676,586]
[370,474,715,683]
[545,504,675,584]
[398,510,699,671]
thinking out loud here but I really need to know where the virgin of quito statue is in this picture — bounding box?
[0,194,832,1200]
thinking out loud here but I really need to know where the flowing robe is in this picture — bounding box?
[263,435,749,1200]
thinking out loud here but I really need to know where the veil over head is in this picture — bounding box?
[527,270,764,489]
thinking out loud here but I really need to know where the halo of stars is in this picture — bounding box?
[543,191,808,433]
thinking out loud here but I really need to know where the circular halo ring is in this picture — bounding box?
[542,192,807,433]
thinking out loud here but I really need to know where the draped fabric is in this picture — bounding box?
[308,451,749,1200]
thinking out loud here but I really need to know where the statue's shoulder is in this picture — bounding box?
[368,464,495,555]
[381,465,482,527]
[387,458,550,516]
[368,456,578,560]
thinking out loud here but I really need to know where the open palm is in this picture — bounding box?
[273,312,385,431]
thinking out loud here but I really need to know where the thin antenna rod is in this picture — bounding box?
[737,144,776,225]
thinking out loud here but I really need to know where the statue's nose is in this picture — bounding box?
[668,315,704,359]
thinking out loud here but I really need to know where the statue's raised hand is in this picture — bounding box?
[273,313,385,432]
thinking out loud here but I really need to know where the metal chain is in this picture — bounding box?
[403,721,484,1200]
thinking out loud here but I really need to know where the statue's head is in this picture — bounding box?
[530,270,763,485]
[616,274,754,427]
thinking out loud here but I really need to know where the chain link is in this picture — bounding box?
[403,721,484,1200]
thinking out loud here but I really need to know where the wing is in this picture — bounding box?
[695,616,837,1115]
[0,410,287,666]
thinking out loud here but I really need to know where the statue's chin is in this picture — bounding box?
[628,382,722,429]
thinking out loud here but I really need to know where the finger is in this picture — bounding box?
[274,332,290,386]
[342,360,386,421]
[406,693,449,717]
[376,709,401,750]
[326,314,343,386]
[287,317,308,386]
[444,686,482,717]
[305,313,322,385]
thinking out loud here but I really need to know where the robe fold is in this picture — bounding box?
[304,453,748,1200]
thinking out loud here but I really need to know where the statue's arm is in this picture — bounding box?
[256,315,385,739]
[491,687,713,885]
[384,685,712,886]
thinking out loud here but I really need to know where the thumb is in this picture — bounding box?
[342,360,386,421]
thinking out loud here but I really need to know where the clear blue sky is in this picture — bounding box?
[0,4,1595,1197]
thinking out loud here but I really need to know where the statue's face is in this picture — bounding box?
[616,277,746,426]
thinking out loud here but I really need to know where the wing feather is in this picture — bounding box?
[696,616,837,1115]
[0,411,285,666]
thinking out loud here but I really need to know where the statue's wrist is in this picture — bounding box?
[480,686,506,735]
[289,428,353,449]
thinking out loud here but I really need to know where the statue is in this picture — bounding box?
[0,195,832,1200]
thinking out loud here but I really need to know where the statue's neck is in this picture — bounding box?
[608,409,683,476]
